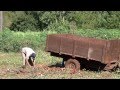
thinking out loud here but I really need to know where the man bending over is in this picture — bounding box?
[21,47,36,68]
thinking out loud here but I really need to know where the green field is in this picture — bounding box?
[0,50,120,79]
[1,29,120,79]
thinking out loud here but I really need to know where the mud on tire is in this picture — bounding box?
[65,59,80,71]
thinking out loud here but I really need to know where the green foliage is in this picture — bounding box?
[76,28,120,40]
[10,12,38,32]
[46,18,70,33]
[2,11,120,52]
[3,11,120,32]
[3,11,15,28]
[0,28,14,52]
[1,28,120,52]
[0,28,57,52]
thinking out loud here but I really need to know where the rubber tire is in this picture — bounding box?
[65,59,80,71]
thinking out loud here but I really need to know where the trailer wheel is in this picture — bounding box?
[65,59,80,71]
[104,61,119,71]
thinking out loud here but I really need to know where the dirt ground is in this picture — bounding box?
[0,62,90,79]
[0,63,119,79]
[12,64,73,75]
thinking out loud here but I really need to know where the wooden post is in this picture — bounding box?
[0,11,3,31]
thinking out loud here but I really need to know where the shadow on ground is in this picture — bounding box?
[48,63,64,68]
[48,60,106,72]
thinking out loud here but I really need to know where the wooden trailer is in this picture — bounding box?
[45,34,120,71]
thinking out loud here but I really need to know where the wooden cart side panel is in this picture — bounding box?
[74,38,89,58]
[109,40,120,63]
[110,40,120,62]
[103,40,120,64]
[71,37,107,61]
[88,39,107,62]
[101,41,110,64]
[60,37,74,56]
[117,40,120,63]
[108,40,119,63]
[45,35,61,53]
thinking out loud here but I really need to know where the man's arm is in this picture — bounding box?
[21,52,26,66]
[33,59,35,67]
[25,56,32,67]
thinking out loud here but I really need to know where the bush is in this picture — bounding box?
[76,28,120,40]
[0,28,57,52]
[4,11,120,32]
[1,27,120,52]
[46,19,70,34]
[10,12,37,32]
[0,28,14,52]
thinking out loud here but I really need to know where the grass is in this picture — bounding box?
[1,28,120,52]
[1,28,120,79]
[75,28,120,40]
[0,50,120,79]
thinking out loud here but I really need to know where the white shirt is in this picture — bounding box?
[21,47,35,60]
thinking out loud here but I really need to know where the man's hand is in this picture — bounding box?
[31,57,35,67]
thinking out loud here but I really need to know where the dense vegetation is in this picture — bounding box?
[1,28,120,52]
[1,11,120,52]
[4,11,120,32]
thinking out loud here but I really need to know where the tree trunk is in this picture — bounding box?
[0,11,3,31]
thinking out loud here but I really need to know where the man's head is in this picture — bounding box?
[28,57,34,66]
[30,57,35,62]
[28,53,36,66]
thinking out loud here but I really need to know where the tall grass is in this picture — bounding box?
[75,28,120,40]
[0,28,57,52]
[1,28,120,52]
